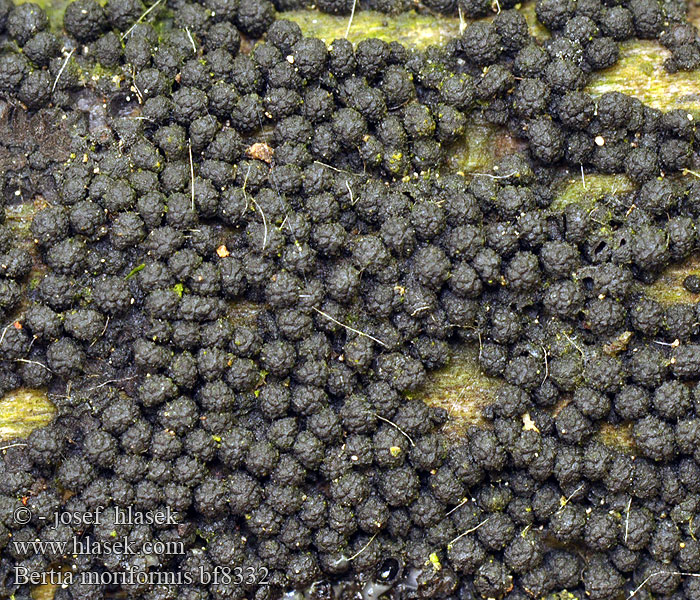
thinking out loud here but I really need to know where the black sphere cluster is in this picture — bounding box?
[0,0,700,599]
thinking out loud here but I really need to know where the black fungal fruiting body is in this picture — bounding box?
[1,0,700,598]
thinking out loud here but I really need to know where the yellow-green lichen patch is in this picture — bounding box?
[545,591,581,600]
[597,422,636,454]
[550,173,635,212]
[0,388,56,442]
[282,2,548,50]
[518,1,550,41]
[5,197,48,243]
[32,581,59,600]
[227,299,265,326]
[81,61,124,96]
[416,344,501,436]
[282,9,460,47]
[643,251,700,306]
[586,40,700,114]
[7,200,48,269]
[692,1,700,28]
[5,201,49,311]
[446,122,527,173]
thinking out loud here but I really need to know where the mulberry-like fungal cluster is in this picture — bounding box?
[0,0,700,598]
